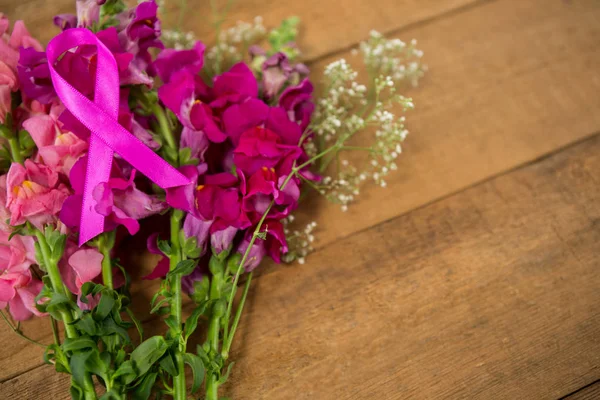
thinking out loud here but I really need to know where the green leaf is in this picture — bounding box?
[69,351,92,393]
[50,234,67,263]
[184,305,204,341]
[182,235,201,259]
[218,362,235,385]
[168,259,197,277]
[159,351,178,377]
[150,297,170,315]
[268,16,300,54]
[62,337,96,352]
[75,314,98,336]
[132,372,157,400]
[112,360,137,385]
[183,353,205,393]
[85,349,109,383]
[157,238,171,256]
[130,336,169,377]
[94,292,116,321]
[126,307,144,342]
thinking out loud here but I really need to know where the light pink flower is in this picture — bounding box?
[6,160,71,229]
[58,241,103,295]
[0,231,45,320]
[0,14,43,72]
[23,104,87,175]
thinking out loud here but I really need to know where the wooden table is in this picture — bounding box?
[2,0,600,398]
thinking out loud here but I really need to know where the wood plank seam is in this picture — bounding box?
[303,0,496,65]
[561,379,600,399]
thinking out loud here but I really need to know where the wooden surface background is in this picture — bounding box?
[1,0,600,398]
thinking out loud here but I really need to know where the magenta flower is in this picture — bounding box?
[92,170,167,235]
[117,0,163,56]
[210,63,258,108]
[242,166,300,222]
[60,158,166,236]
[53,14,77,31]
[17,48,57,104]
[0,231,45,320]
[6,160,70,229]
[222,102,303,146]
[159,70,227,143]
[279,78,315,131]
[262,52,292,99]
[236,220,287,271]
[142,233,170,280]
[151,41,206,84]
[233,126,302,176]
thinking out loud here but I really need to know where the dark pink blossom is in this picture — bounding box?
[279,78,314,131]
[236,220,287,271]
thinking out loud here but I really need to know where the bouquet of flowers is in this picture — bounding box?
[0,0,425,398]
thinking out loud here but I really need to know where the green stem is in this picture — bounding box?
[33,230,77,338]
[151,104,178,152]
[221,272,252,358]
[98,233,114,289]
[169,209,186,400]
[0,310,45,347]
[33,229,98,400]
[8,137,22,164]
[206,266,224,400]
[50,318,61,345]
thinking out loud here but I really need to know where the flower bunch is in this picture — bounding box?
[0,1,424,399]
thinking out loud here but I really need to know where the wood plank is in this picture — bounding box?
[5,115,600,399]
[1,0,479,61]
[221,134,600,399]
[563,380,600,400]
[2,0,600,387]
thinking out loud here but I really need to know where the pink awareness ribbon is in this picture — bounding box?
[46,28,190,246]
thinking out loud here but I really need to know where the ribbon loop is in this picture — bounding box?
[47,28,190,245]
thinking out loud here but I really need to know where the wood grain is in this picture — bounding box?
[1,0,599,398]
[564,380,600,400]
[4,116,600,399]
[1,0,480,61]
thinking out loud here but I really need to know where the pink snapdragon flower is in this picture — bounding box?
[6,160,71,229]
[0,231,45,320]
[60,158,167,236]
[0,14,44,121]
[58,240,103,295]
[23,103,87,175]
[236,220,287,271]
[0,14,43,72]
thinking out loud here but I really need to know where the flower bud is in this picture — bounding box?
[209,255,224,275]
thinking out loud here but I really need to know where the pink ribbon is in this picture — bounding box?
[47,29,190,246]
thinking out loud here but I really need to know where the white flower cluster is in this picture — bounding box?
[312,59,367,143]
[205,17,266,75]
[306,34,423,211]
[356,30,426,87]
[162,30,196,50]
[281,217,317,264]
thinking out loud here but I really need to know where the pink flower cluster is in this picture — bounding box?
[0,0,316,316]
[0,3,167,320]
[147,41,315,286]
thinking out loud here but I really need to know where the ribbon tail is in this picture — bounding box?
[79,136,114,246]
